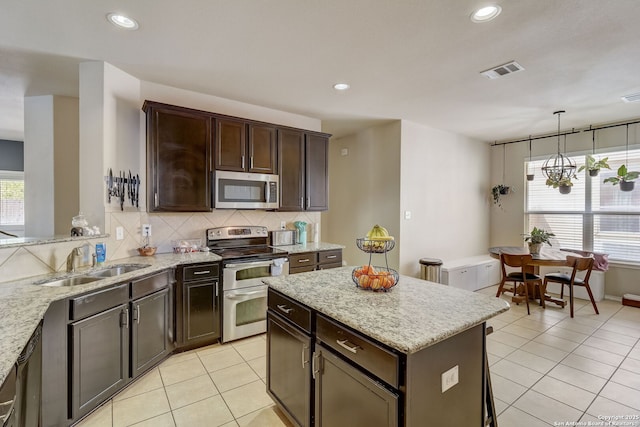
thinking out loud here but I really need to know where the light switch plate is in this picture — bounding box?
[441,365,459,393]
[404,211,412,220]
[115,226,124,240]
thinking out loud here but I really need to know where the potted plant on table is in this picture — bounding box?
[523,227,555,255]
[603,164,640,192]
[578,155,610,177]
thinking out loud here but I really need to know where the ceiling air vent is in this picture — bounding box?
[621,92,640,103]
[480,61,524,79]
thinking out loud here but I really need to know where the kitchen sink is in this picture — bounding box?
[85,263,151,278]
[34,276,102,287]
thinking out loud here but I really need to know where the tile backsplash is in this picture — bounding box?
[0,210,320,284]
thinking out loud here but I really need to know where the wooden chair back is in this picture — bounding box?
[500,253,532,270]
[566,256,594,285]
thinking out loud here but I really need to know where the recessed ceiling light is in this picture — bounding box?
[106,12,139,30]
[470,5,502,23]
[333,83,350,91]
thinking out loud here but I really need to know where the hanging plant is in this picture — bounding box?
[603,165,639,191]
[578,155,610,177]
[546,175,577,194]
[491,185,510,206]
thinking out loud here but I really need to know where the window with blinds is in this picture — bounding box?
[0,171,24,234]
[526,148,640,264]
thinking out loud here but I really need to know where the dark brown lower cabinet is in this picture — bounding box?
[71,303,129,420]
[267,312,312,427]
[175,263,221,349]
[267,288,486,427]
[314,343,399,427]
[131,288,171,377]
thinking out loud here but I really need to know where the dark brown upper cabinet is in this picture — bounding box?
[144,101,213,212]
[278,129,329,211]
[215,119,277,174]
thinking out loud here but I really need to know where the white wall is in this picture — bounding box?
[322,121,401,270]
[399,121,490,276]
[79,62,142,233]
[24,95,79,236]
[489,124,640,298]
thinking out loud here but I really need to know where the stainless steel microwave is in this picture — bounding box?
[214,170,279,209]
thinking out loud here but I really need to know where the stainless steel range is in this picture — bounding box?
[206,226,289,343]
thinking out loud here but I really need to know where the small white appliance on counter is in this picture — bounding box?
[269,229,296,246]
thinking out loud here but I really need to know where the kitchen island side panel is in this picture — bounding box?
[405,323,484,426]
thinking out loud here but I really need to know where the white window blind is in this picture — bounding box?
[526,148,640,263]
[0,171,24,233]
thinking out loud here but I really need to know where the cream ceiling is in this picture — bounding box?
[1,0,640,142]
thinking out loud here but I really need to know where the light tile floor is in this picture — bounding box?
[478,285,640,427]
[76,287,640,427]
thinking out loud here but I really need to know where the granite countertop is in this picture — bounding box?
[263,266,509,355]
[272,241,345,253]
[0,252,221,385]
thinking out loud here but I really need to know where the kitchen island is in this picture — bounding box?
[263,266,509,427]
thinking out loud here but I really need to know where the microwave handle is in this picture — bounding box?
[265,181,270,204]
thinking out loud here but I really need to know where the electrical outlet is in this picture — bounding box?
[404,211,412,220]
[116,226,124,241]
[441,365,459,393]
[142,224,152,237]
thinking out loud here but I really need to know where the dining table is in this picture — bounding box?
[488,246,584,308]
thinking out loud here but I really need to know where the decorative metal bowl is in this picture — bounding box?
[356,238,395,254]
[352,266,399,292]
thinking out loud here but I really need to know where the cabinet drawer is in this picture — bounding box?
[132,270,171,299]
[268,289,312,333]
[289,252,317,268]
[182,263,219,281]
[70,283,129,321]
[318,262,342,270]
[316,314,399,388]
[318,250,342,265]
[289,265,317,274]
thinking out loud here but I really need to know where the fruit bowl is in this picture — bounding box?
[356,238,395,253]
[352,266,399,292]
[137,246,157,256]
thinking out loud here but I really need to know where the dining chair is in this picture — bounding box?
[543,256,598,318]
[495,253,544,315]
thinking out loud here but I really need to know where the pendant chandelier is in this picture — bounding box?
[542,110,576,185]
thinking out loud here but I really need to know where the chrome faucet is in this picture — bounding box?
[66,246,84,273]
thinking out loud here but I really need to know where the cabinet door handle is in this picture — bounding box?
[336,339,360,354]
[250,156,254,170]
[301,344,309,368]
[276,304,293,314]
[306,197,310,209]
[300,197,304,209]
[312,352,320,379]
[122,308,129,329]
[298,259,310,263]
[136,304,140,324]
[193,270,210,275]
[241,155,245,169]
[326,255,337,259]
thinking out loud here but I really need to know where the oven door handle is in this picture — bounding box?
[226,289,267,300]
[225,260,276,269]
